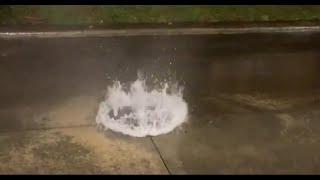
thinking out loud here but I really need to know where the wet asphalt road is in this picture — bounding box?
[0,32,320,174]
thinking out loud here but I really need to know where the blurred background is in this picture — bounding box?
[1,5,320,26]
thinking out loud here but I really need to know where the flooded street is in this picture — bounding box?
[0,32,320,174]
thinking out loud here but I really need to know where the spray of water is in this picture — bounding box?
[96,72,188,137]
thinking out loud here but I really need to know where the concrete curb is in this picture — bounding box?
[1,26,320,38]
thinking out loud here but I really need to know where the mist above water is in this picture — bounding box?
[96,71,188,137]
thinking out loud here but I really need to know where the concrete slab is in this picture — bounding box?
[152,94,320,174]
[0,126,168,174]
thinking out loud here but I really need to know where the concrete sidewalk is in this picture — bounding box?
[0,127,168,174]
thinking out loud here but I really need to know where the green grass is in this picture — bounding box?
[1,5,320,26]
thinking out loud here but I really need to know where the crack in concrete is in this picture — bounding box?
[149,136,172,175]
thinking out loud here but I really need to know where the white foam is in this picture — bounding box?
[96,76,188,137]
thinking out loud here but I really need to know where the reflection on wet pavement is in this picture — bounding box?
[0,33,320,174]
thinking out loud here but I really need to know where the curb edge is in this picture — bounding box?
[1,26,320,38]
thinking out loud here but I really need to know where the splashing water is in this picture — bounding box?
[96,75,188,137]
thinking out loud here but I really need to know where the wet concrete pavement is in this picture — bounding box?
[0,32,320,174]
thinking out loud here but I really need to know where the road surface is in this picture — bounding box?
[0,32,320,174]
